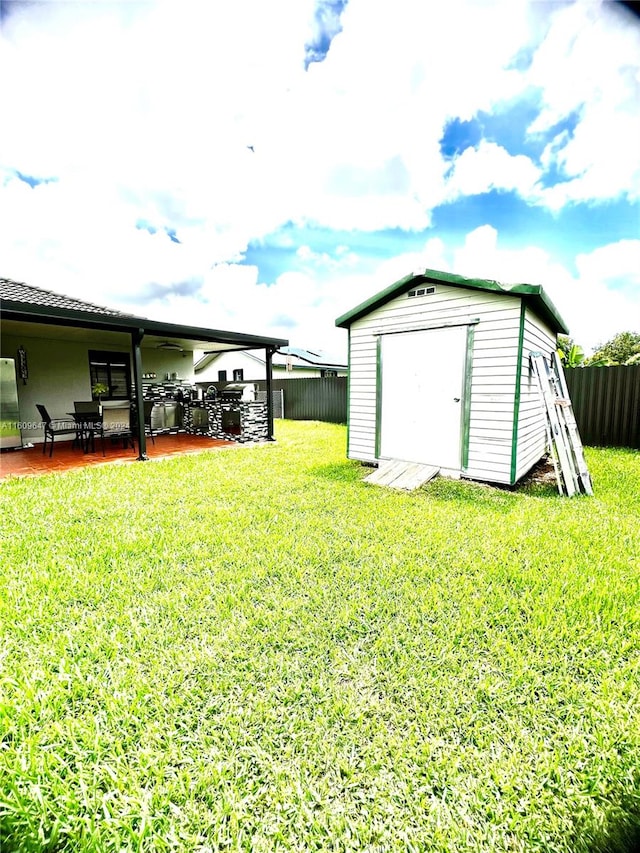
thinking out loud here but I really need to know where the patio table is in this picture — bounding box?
[71,406,135,456]
[67,412,100,453]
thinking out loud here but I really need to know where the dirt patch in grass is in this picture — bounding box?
[518,454,559,488]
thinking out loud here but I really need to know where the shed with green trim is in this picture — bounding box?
[335,268,569,486]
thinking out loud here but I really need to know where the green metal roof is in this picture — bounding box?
[335,268,569,334]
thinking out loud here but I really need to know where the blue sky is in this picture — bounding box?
[1,0,639,359]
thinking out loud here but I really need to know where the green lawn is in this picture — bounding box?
[1,421,639,852]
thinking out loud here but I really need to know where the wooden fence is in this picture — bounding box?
[564,364,640,449]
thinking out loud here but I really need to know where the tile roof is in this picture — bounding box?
[0,277,141,318]
[1,275,289,349]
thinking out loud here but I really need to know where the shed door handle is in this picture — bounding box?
[453,397,460,402]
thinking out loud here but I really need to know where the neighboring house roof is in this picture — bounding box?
[1,277,288,351]
[335,268,569,334]
[194,345,347,373]
[274,346,347,370]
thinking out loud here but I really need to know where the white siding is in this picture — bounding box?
[196,351,267,382]
[347,285,522,484]
[514,309,557,481]
[464,309,519,484]
[196,351,344,382]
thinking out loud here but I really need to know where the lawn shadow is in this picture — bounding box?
[317,454,567,502]
[582,807,640,853]
[312,461,367,483]
[314,460,561,510]
[0,817,64,853]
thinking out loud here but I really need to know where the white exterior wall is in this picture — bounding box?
[196,351,266,383]
[271,365,339,378]
[2,334,95,443]
[347,284,524,484]
[196,351,345,382]
[1,332,190,444]
[514,308,557,481]
[276,367,331,378]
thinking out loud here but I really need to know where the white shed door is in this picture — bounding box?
[379,326,467,468]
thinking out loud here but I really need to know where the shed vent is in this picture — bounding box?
[407,286,436,298]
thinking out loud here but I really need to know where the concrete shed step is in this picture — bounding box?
[364,459,440,490]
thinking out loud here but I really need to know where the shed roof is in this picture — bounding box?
[335,269,569,334]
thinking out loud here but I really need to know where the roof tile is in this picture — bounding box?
[0,277,140,318]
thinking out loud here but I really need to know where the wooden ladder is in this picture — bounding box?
[530,351,593,496]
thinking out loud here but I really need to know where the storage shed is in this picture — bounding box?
[335,268,570,486]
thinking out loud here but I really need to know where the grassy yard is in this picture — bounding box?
[0,421,638,852]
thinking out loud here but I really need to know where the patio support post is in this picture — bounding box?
[266,345,275,441]
[132,328,148,460]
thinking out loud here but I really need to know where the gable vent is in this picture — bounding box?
[407,286,436,298]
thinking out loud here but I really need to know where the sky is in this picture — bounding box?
[1,0,639,361]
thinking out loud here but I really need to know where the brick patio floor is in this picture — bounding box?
[0,433,235,481]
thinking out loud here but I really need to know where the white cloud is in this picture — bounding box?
[1,0,638,360]
[453,224,574,295]
[575,239,640,292]
[526,0,640,207]
[0,171,210,307]
[573,240,640,348]
[2,0,632,248]
[452,225,640,354]
[4,0,629,243]
[445,141,542,200]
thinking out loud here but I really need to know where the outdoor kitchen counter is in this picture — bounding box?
[182,400,269,443]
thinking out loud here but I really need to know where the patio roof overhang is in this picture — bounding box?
[1,301,288,353]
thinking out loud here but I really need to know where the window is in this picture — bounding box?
[233,369,244,381]
[89,350,131,399]
[321,369,338,377]
[218,370,227,382]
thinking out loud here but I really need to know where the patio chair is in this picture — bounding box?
[36,404,80,457]
[74,400,100,416]
[96,404,136,456]
[72,401,101,452]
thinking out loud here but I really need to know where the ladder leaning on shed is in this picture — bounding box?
[530,351,593,496]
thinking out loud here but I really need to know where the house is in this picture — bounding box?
[1,277,288,457]
[335,268,569,486]
[194,346,347,384]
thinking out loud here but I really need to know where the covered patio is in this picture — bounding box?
[1,277,288,463]
[0,432,238,481]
